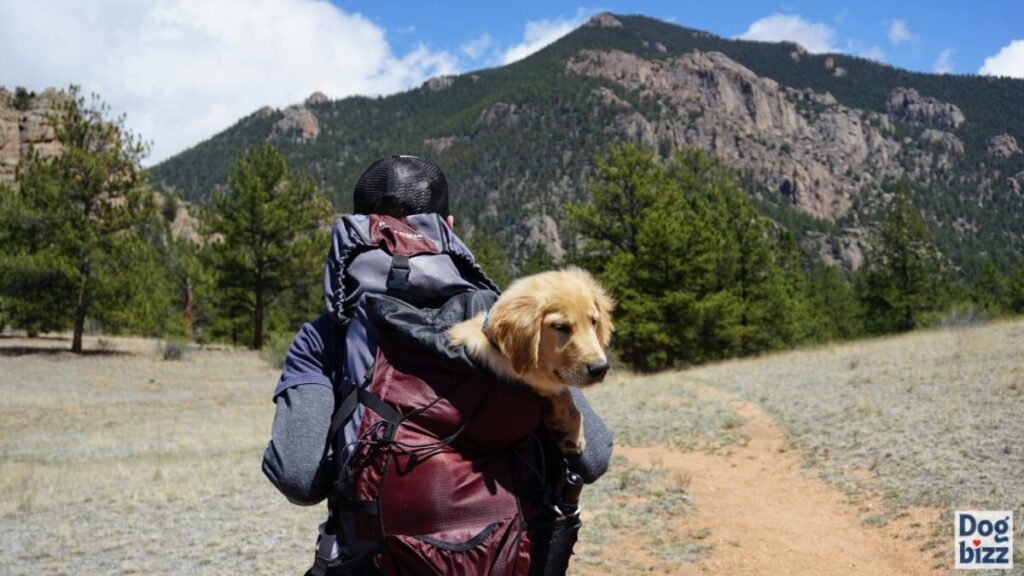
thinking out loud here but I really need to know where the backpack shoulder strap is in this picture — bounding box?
[327,369,402,448]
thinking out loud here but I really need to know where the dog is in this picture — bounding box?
[448,267,614,455]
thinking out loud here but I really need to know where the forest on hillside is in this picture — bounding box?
[2,89,1023,369]
[146,14,1024,280]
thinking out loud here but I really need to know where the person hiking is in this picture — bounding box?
[262,155,613,575]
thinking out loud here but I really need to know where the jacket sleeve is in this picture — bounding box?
[568,387,614,484]
[262,316,338,505]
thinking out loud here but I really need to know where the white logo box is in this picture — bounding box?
[955,510,1013,570]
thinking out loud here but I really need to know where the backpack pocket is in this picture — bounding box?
[376,514,531,576]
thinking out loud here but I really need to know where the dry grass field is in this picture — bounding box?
[0,335,322,575]
[1,318,1022,574]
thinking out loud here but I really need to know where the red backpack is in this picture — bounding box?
[316,214,552,575]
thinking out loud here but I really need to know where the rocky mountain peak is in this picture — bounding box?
[586,13,623,28]
[305,91,329,106]
[271,104,320,142]
[565,48,906,223]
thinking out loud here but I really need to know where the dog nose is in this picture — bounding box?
[587,361,610,380]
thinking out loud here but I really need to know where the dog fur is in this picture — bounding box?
[448,267,614,454]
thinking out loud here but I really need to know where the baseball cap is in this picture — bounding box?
[353,155,449,217]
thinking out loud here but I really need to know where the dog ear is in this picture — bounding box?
[593,285,615,348]
[486,293,541,374]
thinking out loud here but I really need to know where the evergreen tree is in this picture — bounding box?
[203,143,333,349]
[13,87,33,111]
[464,228,512,289]
[804,266,863,341]
[973,260,1010,316]
[568,145,677,370]
[0,86,158,352]
[862,182,946,333]
[517,244,557,278]
[166,234,212,340]
[714,182,794,355]
[1008,260,1024,315]
[566,143,669,272]
[569,144,804,371]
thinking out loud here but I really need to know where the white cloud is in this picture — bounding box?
[460,33,493,60]
[979,39,1024,78]
[861,46,888,63]
[933,48,955,74]
[737,14,836,54]
[0,0,459,164]
[887,19,917,45]
[502,9,592,65]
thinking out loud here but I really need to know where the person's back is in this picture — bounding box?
[262,156,613,575]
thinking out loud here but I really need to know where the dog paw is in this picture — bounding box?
[557,433,586,455]
[545,391,585,455]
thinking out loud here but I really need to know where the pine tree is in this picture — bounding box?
[203,143,333,349]
[862,182,946,333]
[0,86,158,352]
[1008,260,1024,315]
[973,260,1010,316]
[566,143,669,273]
[568,145,676,370]
[464,228,512,289]
[569,144,803,371]
[517,244,557,278]
[803,266,863,341]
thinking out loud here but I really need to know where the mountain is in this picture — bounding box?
[150,13,1024,276]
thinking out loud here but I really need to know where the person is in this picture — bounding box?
[262,155,613,575]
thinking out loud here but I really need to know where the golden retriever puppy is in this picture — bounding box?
[448,267,614,455]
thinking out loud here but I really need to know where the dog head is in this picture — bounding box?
[485,267,614,394]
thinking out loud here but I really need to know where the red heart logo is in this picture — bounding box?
[972,539,982,547]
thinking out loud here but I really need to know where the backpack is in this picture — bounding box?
[309,213,549,576]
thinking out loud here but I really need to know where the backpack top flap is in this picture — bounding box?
[323,213,499,325]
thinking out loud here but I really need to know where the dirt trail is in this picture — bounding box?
[616,385,942,575]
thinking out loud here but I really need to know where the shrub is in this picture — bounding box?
[13,87,32,111]
[260,331,292,369]
[96,337,117,353]
[158,336,191,361]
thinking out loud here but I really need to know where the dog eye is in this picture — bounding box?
[591,317,598,326]
[551,323,571,333]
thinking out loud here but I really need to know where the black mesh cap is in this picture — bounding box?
[353,155,449,217]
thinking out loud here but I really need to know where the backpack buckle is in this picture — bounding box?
[387,255,411,291]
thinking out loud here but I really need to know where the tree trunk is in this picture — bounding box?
[253,285,264,350]
[183,280,194,340]
[72,257,90,354]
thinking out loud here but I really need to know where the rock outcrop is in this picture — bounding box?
[805,228,870,270]
[586,13,623,28]
[921,129,964,155]
[476,102,522,130]
[886,87,965,130]
[522,213,565,261]
[271,104,320,142]
[0,87,69,186]
[305,91,329,106]
[565,49,906,221]
[422,75,454,92]
[989,133,1020,158]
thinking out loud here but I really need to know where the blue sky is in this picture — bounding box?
[1,1,1021,164]
[342,0,1023,76]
